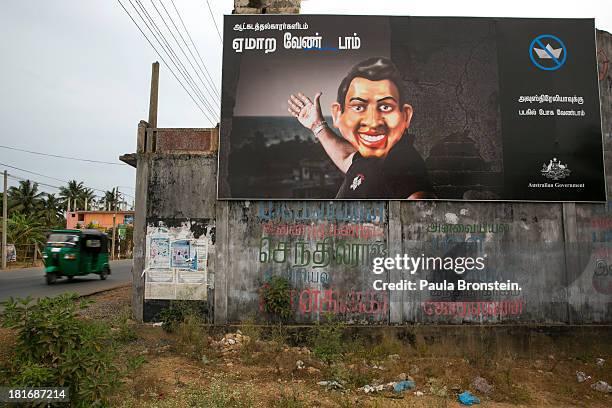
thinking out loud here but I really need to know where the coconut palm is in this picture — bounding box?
[79,188,96,211]
[59,180,87,211]
[8,180,44,216]
[39,193,64,228]
[102,188,120,211]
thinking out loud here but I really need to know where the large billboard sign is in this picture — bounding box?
[218,15,605,202]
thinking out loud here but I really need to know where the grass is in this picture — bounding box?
[239,316,262,365]
[174,314,210,361]
[120,381,255,408]
[272,386,306,408]
[113,306,139,343]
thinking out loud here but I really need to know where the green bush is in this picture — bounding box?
[259,276,293,321]
[155,300,208,333]
[1,293,120,407]
[113,307,138,343]
[310,315,344,363]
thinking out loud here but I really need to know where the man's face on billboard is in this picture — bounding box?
[332,77,413,158]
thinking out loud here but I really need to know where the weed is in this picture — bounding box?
[175,314,209,361]
[267,324,289,353]
[156,300,208,333]
[310,314,344,363]
[126,355,147,372]
[187,380,254,408]
[239,315,262,365]
[131,371,165,401]
[368,330,404,360]
[332,394,355,408]
[488,367,532,404]
[329,364,375,389]
[114,307,139,343]
[273,386,305,408]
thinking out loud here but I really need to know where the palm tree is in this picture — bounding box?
[39,193,64,228]
[103,188,120,211]
[8,180,44,216]
[59,180,87,211]
[79,188,96,211]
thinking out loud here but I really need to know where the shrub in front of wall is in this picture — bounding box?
[259,276,294,322]
[1,294,120,407]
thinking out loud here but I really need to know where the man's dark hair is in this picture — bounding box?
[336,57,407,111]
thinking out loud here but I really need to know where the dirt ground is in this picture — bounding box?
[1,286,610,407]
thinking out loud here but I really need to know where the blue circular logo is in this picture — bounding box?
[529,34,567,71]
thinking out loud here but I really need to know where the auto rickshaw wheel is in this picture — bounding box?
[100,267,109,280]
[67,276,74,281]
[45,273,57,285]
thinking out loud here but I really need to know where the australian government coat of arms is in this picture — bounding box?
[541,158,571,180]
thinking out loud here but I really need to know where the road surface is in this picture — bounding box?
[0,259,132,307]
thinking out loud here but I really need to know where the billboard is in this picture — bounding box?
[218,15,605,202]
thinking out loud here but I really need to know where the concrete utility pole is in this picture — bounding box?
[2,170,7,269]
[148,62,159,128]
[111,187,118,260]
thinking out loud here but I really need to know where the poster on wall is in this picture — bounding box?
[144,221,215,301]
[149,236,170,268]
[218,15,605,202]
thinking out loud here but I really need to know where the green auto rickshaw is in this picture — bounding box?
[43,229,111,284]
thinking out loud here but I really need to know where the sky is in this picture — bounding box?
[0,0,609,202]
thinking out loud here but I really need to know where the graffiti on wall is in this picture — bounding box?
[256,201,387,320]
[416,209,526,322]
[258,201,385,224]
[259,287,389,317]
[144,219,214,301]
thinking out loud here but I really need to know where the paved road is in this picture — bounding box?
[0,259,132,306]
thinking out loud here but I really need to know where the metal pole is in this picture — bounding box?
[111,188,117,260]
[2,170,7,269]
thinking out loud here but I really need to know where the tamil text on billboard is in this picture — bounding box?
[218,15,605,201]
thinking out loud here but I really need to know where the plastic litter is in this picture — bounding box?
[393,380,415,393]
[595,358,605,367]
[458,391,481,405]
[591,381,612,393]
[358,384,385,394]
[576,371,591,383]
[317,380,344,390]
[471,376,493,394]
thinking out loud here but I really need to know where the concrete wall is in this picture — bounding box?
[130,5,612,325]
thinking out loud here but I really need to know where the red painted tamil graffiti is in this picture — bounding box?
[259,288,389,316]
[421,300,524,317]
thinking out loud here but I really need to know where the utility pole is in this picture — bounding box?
[2,170,7,269]
[111,187,118,260]
[149,62,159,128]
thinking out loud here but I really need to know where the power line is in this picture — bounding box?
[131,0,218,121]
[0,162,117,196]
[117,0,215,123]
[205,0,223,43]
[0,145,127,165]
[150,0,220,112]
[7,174,62,191]
[156,0,221,104]
[170,0,220,96]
